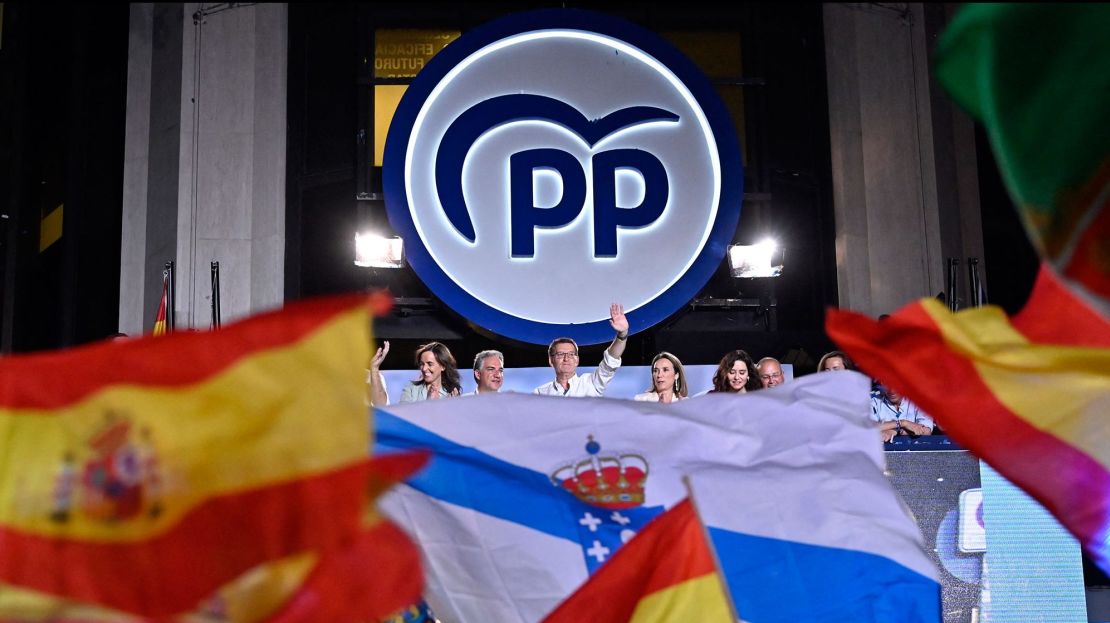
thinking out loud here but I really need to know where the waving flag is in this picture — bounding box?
[689,465,938,623]
[827,266,1110,573]
[377,371,938,622]
[934,3,1110,307]
[0,456,423,623]
[543,499,733,623]
[0,295,422,619]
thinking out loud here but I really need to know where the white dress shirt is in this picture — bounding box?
[533,350,621,397]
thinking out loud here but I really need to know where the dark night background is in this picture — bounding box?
[282,2,1039,375]
[0,3,1040,361]
[1,0,1105,591]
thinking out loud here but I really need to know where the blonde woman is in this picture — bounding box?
[633,352,688,403]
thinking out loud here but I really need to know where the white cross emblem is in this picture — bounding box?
[579,512,602,532]
[586,540,610,563]
[610,511,631,526]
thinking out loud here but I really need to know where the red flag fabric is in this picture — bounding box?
[0,453,426,623]
[0,296,424,619]
[826,266,1110,572]
[543,499,733,623]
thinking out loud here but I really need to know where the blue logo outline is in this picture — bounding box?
[384,8,744,345]
[436,94,679,244]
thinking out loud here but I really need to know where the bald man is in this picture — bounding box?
[757,357,786,388]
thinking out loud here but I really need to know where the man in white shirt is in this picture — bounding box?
[471,350,505,395]
[533,304,629,397]
[871,382,934,442]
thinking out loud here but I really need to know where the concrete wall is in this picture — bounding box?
[824,3,983,316]
[120,3,174,336]
[120,3,286,334]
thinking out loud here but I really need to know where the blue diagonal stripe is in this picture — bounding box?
[376,408,582,542]
[709,528,941,623]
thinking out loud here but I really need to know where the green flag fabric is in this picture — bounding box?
[934,3,1110,306]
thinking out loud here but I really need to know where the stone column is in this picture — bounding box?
[824,3,982,316]
[119,3,287,334]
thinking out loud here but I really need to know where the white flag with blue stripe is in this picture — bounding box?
[375,371,939,622]
[687,428,941,621]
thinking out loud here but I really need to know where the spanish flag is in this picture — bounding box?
[0,454,424,623]
[152,271,169,336]
[934,3,1110,306]
[827,266,1110,573]
[543,499,734,623]
[0,295,422,618]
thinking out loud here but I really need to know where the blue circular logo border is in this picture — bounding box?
[383,8,744,346]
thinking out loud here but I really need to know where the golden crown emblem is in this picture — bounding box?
[549,435,649,509]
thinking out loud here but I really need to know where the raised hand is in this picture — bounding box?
[609,303,629,336]
[371,340,390,371]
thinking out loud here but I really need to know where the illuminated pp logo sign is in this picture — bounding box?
[385,10,743,345]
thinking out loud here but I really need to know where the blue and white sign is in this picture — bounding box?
[384,9,743,345]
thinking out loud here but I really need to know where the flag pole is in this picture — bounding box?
[968,257,986,307]
[153,267,169,336]
[165,261,176,333]
[210,261,221,329]
[683,476,743,623]
[945,258,961,312]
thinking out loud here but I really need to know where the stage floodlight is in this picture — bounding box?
[355,232,404,268]
[728,239,783,278]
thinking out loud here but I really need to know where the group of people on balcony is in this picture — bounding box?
[369,303,935,441]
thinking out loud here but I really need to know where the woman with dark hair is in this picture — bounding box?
[399,342,461,402]
[817,350,856,372]
[710,350,762,393]
[633,352,688,403]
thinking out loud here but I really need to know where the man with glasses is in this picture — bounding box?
[757,357,786,388]
[534,304,629,397]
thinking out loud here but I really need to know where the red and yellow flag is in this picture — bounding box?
[152,272,169,336]
[827,266,1110,572]
[0,453,426,623]
[543,499,733,623]
[0,295,421,619]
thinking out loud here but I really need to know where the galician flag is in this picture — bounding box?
[377,371,940,622]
